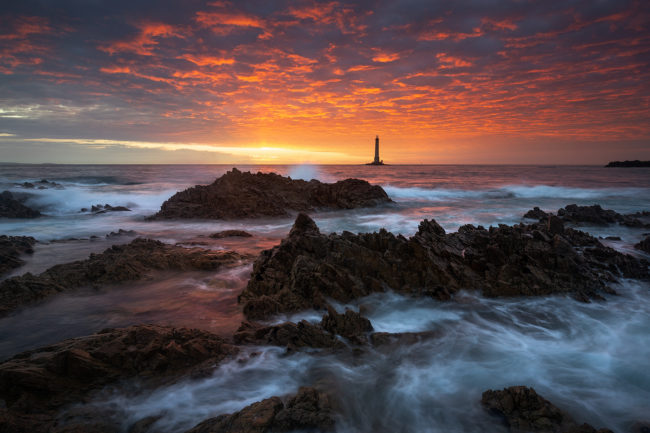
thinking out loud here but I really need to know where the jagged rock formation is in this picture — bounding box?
[0,325,238,432]
[524,204,650,228]
[0,238,250,316]
[239,213,649,320]
[185,387,334,433]
[0,235,36,277]
[481,386,613,433]
[0,191,41,218]
[148,168,391,220]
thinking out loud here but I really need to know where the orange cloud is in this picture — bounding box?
[101,22,183,56]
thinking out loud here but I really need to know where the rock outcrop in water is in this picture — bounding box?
[524,204,650,228]
[481,386,613,433]
[0,235,36,277]
[0,325,238,432]
[209,230,253,239]
[239,213,649,320]
[0,238,250,316]
[148,168,391,220]
[605,160,650,167]
[186,386,334,433]
[234,306,373,351]
[0,191,41,218]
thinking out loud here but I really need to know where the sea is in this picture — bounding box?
[1,164,649,432]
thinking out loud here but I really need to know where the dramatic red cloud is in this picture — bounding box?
[1,1,649,163]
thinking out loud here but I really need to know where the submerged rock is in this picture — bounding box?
[186,386,334,433]
[148,168,391,220]
[84,204,131,214]
[0,191,41,218]
[0,235,36,277]
[0,325,238,431]
[239,213,649,320]
[0,238,250,316]
[481,386,613,433]
[209,230,253,239]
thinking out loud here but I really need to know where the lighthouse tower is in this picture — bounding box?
[373,135,380,164]
[366,135,385,165]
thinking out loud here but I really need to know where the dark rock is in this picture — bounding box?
[239,213,649,320]
[0,191,41,218]
[481,386,613,433]
[185,387,334,433]
[21,182,35,189]
[523,204,650,229]
[105,229,136,238]
[605,160,650,167]
[603,236,621,241]
[630,421,650,433]
[320,306,373,344]
[0,238,251,316]
[88,204,131,214]
[636,236,650,253]
[148,168,392,220]
[547,216,564,235]
[0,235,36,277]
[209,230,253,239]
[524,207,549,220]
[233,320,344,351]
[0,325,238,431]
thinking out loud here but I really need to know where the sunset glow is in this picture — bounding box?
[1,1,649,164]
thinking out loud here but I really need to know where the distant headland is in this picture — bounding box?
[605,160,650,167]
[366,135,386,165]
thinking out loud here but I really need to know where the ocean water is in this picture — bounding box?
[1,164,649,432]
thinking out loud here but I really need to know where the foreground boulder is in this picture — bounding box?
[0,325,238,431]
[524,204,650,228]
[148,168,391,220]
[186,386,334,433]
[0,235,36,277]
[0,191,41,218]
[481,386,613,433]
[0,238,250,316]
[239,213,649,320]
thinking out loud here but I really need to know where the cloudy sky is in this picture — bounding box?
[0,0,648,164]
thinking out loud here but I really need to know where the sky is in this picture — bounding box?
[0,0,649,164]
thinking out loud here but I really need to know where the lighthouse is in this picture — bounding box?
[367,135,385,165]
[374,135,380,164]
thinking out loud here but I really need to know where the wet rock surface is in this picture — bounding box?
[240,213,649,320]
[185,386,334,433]
[209,230,253,239]
[636,236,650,253]
[0,191,41,218]
[524,204,650,228]
[0,235,36,277]
[0,325,238,432]
[0,238,251,316]
[81,204,131,214]
[234,307,373,350]
[148,168,391,220]
[481,386,613,433]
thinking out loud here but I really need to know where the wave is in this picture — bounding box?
[383,184,650,202]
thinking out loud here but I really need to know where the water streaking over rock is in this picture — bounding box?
[1,164,649,433]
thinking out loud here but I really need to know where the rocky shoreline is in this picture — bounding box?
[1,200,649,432]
